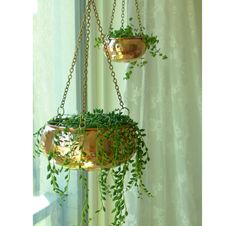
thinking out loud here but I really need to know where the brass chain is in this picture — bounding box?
[121,0,125,28]
[109,0,117,31]
[134,0,144,34]
[81,2,92,114]
[57,0,128,118]
[91,0,125,110]
[57,1,92,117]
[79,0,93,127]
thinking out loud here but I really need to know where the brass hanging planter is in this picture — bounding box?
[42,123,137,170]
[105,37,146,62]
[103,0,146,62]
[38,0,139,170]
[92,0,167,80]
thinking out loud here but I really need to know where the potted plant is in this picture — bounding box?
[34,108,152,225]
[95,18,167,79]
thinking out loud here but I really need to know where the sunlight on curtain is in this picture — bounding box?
[33,1,84,225]
[87,0,201,226]
[123,0,202,225]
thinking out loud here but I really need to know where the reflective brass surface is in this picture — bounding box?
[105,37,146,62]
[41,125,137,171]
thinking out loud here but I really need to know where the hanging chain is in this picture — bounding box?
[121,0,125,28]
[91,0,125,110]
[56,1,92,117]
[57,0,128,118]
[109,0,117,32]
[81,1,92,115]
[79,0,92,127]
[134,0,144,34]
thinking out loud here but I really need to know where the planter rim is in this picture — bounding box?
[106,36,144,40]
[47,124,98,131]
[46,124,132,131]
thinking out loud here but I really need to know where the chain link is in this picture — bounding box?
[91,0,125,110]
[109,0,117,32]
[57,1,92,117]
[121,0,125,29]
[134,0,144,34]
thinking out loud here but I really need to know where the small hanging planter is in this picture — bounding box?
[105,37,146,62]
[41,110,138,170]
[94,0,167,79]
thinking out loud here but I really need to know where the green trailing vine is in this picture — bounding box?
[33,126,44,158]
[94,18,167,79]
[79,170,90,225]
[33,109,152,226]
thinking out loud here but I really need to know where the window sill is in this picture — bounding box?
[33,192,58,225]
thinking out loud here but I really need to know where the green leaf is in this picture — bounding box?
[162,55,168,59]
[95,209,101,214]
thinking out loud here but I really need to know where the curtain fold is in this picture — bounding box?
[87,0,201,225]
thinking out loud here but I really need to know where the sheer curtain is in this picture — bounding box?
[124,0,201,225]
[88,0,201,226]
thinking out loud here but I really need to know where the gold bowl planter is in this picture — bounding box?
[41,124,137,170]
[105,37,146,62]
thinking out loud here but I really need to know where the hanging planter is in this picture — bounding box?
[94,0,167,79]
[41,109,139,170]
[33,1,152,225]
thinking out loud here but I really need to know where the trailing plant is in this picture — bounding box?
[34,109,152,226]
[95,18,167,79]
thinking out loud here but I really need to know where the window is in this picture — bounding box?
[33,1,86,225]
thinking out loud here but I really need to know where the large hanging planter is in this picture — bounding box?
[41,111,138,170]
[105,37,146,62]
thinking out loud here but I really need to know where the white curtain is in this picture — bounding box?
[87,0,201,226]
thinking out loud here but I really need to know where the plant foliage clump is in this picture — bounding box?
[34,109,152,226]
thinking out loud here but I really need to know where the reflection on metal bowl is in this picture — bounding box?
[41,125,137,171]
[105,37,146,62]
